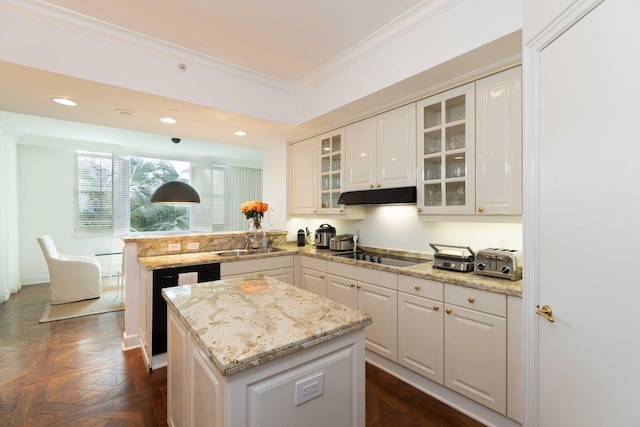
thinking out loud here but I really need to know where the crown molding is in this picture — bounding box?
[0,0,296,94]
[297,0,463,90]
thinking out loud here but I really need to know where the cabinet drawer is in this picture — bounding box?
[398,275,443,301]
[221,255,293,277]
[300,256,327,271]
[444,283,506,317]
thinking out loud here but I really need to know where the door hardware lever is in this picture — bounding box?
[536,305,555,323]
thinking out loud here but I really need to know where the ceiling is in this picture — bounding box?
[0,0,431,152]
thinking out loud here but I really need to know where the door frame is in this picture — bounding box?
[522,1,603,426]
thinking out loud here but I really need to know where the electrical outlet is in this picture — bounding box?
[294,373,324,405]
[168,243,181,251]
[187,242,199,250]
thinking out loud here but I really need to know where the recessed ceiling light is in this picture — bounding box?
[233,130,247,136]
[52,97,77,106]
[115,108,134,116]
[160,117,177,124]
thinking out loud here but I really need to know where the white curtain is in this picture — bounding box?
[0,123,21,302]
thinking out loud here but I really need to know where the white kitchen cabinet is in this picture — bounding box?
[417,67,522,217]
[289,132,364,217]
[475,67,522,215]
[397,275,444,384]
[289,137,317,215]
[444,284,507,415]
[345,104,416,191]
[507,296,523,423]
[327,262,398,362]
[168,302,188,427]
[300,256,327,297]
[220,255,294,285]
[417,83,476,215]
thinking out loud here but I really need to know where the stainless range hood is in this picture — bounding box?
[337,187,417,205]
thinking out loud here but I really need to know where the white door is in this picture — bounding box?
[526,1,640,425]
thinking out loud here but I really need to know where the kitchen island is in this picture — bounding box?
[162,274,372,427]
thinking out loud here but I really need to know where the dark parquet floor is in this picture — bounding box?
[0,284,485,427]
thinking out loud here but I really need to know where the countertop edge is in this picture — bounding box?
[147,245,522,298]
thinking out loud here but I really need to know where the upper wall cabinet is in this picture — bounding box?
[289,131,364,217]
[416,83,476,215]
[417,67,522,217]
[475,67,522,215]
[345,104,417,191]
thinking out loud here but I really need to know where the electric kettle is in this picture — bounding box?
[314,224,336,249]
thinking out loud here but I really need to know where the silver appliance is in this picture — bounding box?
[314,223,336,249]
[330,234,354,251]
[430,243,475,272]
[474,248,523,281]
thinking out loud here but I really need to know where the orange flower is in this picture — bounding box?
[241,200,269,219]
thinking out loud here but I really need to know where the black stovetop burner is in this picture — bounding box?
[331,250,425,268]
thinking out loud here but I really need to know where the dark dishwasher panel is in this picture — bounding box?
[152,263,220,356]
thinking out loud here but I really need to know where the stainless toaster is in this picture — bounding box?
[474,248,523,281]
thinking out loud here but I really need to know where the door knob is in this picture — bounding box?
[535,305,555,323]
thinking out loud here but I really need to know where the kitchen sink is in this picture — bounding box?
[212,247,287,257]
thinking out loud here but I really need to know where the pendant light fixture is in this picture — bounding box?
[150,138,201,204]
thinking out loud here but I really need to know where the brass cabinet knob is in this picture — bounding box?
[376,183,381,188]
[357,285,362,289]
[477,207,484,213]
[445,308,452,314]
[339,209,344,213]
[320,275,325,279]
[417,208,423,213]
[433,305,440,311]
[369,184,374,188]
[414,285,421,291]
[467,296,475,303]
[350,283,356,288]
[536,305,555,323]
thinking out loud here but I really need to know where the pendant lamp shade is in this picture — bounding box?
[150,181,200,204]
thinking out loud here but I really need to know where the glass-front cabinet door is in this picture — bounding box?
[417,83,475,215]
[318,129,345,213]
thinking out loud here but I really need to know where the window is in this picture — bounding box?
[75,152,262,235]
[76,153,113,233]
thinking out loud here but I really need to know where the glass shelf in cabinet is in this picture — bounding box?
[331,135,341,152]
[445,181,466,206]
[445,95,466,123]
[444,124,466,150]
[422,103,442,128]
[424,130,442,154]
[423,158,442,181]
[424,183,442,207]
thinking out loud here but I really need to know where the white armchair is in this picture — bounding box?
[37,235,102,304]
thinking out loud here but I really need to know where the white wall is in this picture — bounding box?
[287,207,522,256]
[18,144,113,284]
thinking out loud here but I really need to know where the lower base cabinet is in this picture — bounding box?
[326,262,398,363]
[220,255,294,285]
[443,284,507,415]
[397,276,444,384]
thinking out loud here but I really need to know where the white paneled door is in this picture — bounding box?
[526,0,640,425]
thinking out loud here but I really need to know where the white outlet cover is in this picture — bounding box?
[168,243,180,251]
[187,242,199,250]
[294,373,324,405]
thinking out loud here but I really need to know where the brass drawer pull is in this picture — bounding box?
[445,308,452,314]
[414,285,421,291]
[433,305,440,311]
[467,296,475,303]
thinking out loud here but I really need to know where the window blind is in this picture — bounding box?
[75,153,113,233]
[112,155,130,236]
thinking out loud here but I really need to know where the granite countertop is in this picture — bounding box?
[162,274,372,376]
[141,244,522,297]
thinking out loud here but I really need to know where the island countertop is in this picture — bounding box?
[162,274,372,376]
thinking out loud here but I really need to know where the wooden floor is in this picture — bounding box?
[0,284,485,427]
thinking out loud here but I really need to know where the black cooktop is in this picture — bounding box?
[331,251,425,268]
